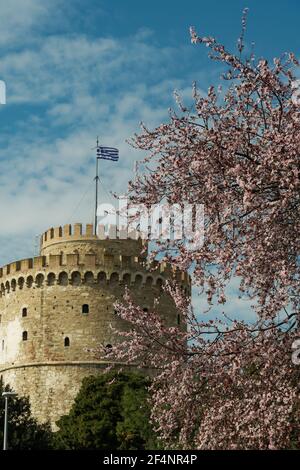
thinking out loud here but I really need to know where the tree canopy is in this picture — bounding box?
[54,371,158,450]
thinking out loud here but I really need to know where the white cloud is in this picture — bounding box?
[0,41,193,264]
[191,276,257,324]
[0,4,212,268]
[0,0,51,48]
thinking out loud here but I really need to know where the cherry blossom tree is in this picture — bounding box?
[128,9,300,322]
[97,9,300,449]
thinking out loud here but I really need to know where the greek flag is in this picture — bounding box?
[96,146,119,161]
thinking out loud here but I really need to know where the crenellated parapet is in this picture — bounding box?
[0,222,190,296]
[0,253,191,296]
[41,223,146,251]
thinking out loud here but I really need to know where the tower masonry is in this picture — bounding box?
[0,223,191,428]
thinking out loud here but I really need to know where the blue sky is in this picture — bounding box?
[0,0,299,320]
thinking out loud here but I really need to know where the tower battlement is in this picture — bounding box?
[0,253,190,295]
[41,223,145,250]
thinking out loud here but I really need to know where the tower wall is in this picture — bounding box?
[0,224,190,428]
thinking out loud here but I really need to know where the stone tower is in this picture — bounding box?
[0,223,190,428]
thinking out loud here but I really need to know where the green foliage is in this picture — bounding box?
[54,371,159,450]
[0,381,53,450]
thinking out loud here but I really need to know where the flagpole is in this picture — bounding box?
[94,138,99,235]
[93,140,119,235]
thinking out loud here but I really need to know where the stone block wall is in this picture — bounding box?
[0,224,190,428]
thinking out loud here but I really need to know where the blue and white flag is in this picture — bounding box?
[96,146,119,161]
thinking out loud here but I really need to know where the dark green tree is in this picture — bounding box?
[54,371,158,450]
[0,381,53,450]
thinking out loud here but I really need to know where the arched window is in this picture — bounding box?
[84,272,94,284]
[64,337,70,347]
[22,331,28,341]
[26,276,33,288]
[135,274,143,286]
[98,272,106,284]
[47,273,56,286]
[110,272,119,285]
[71,271,81,286]
[82,304,89,315]
[35,273,44,287]
[123,273,131,285]
[2,340,4,351]
[177,314,181,325]
[22,307,27,317]
[58,272,68,286]
[18,277,25,289]
[146,276,153,286]
[143,307,149,313]
[105,344,112,351]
